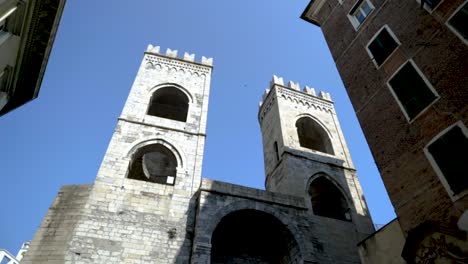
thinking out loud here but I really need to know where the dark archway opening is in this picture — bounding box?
[127,144,177,185]
[296,117,334,155]
[147,87,189,122]
[211,209,301,264]
[309,177,350,221]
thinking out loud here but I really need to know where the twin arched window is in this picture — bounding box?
[147,87,189,122]
[127,144,177,185]
[309,176,350,221]
[296,117,334,155]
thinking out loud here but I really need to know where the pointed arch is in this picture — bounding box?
[307,173,351,221]
[147,84,192,122]
[126,138,184,168]
[198,200,308,263]
[127,143,177,185]
[295,115,334,155]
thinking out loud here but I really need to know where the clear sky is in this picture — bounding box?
[0,0,396,254]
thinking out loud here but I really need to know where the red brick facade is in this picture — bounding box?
[302,0,468,261]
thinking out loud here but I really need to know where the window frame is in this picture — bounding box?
[423,121,468,201]
[366,25,401,68]
[446,0,468,45]
[416,0,444,12]
[386,60,439,122]
[348,0,375,30]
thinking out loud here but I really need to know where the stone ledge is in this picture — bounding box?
[200,178,307,210]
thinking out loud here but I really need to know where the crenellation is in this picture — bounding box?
[262,88,270,101]
[183,52,195,62]
[288,81,300,91]
[145,43,213,66]
[165,48,178,58]
[201,56,213,66]
[271,75,284,86]
[303,85,316,96]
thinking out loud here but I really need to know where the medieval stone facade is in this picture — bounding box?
[301,0,468,262]
[23,45,374,263]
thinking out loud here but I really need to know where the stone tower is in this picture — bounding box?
[25,46,374,264]
[23,45,213,263]
[258,75,373,237]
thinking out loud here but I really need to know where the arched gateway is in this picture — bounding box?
[211,209,302,263]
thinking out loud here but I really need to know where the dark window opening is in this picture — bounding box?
[368,27,399,66]
[128,144,177,185]
[211,210,302,264]
[274,141,280,162]
[428,125,468,196]
[147,87,189,122]
[309,177,351,221]
[421,0,442,9]
[296,117,334,155]
[389,62,437,120]
[448,2,468,41]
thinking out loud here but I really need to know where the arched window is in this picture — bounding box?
[127,144,177,185]
[296,117,334,155]
[211,210,302,263]
[147,87,189,122]
[309,177,350,221]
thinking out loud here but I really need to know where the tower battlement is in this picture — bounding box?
[259,75,332,108]
[258,75,334,123]
[145,44,213,66]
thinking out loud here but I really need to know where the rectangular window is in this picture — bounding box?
[447,1,468,44]
[348,0,374,29]
[367,26,399,66]
[274,141,280,162]
[388,61,438,120]
[420,0,442,9]
[426,122,468,198]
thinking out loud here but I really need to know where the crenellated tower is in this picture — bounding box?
[258,75,374,237]
[95,44,213,193]
[23,45,214,264]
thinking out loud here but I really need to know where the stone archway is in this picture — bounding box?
[210,209,302,264]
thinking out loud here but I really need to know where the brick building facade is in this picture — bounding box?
[302,0,468,262]
[23,45,374,263]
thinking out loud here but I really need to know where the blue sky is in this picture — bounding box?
[0,0,395,253]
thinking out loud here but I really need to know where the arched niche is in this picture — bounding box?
[211,209,302,264]
[295,117,334,155]
[127,143,177,185]
[308,176,351,221]
[147,86,189,122]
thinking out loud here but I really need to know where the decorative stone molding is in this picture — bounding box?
[258,76,334,123]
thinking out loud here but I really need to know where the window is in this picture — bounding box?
[128,144,177,185]
[425,122,468,198]
[420,0,442,10]
[273,141,280,162]
[309,176,351,221]
[447,1,468,44]
[349,0,374,29]
[147,87,189,122]
[367,26,399,66]
[388,61,438,121]
[0,5,19,38]
[296,117,334,155]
